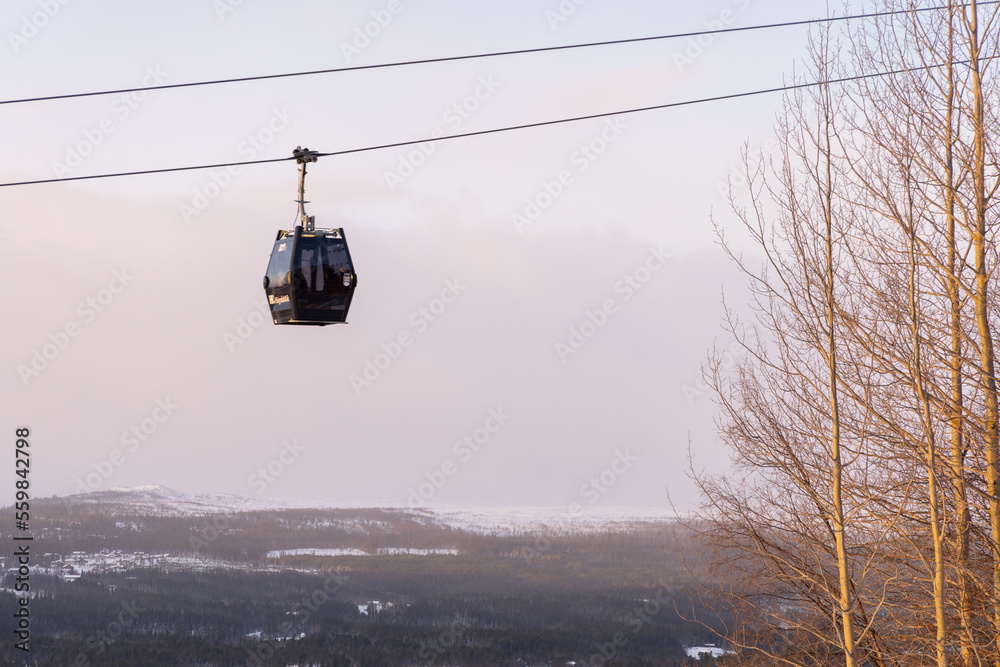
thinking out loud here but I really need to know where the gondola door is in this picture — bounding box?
[263,227,298,324]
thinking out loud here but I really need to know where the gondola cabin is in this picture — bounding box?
[263,226,357,325]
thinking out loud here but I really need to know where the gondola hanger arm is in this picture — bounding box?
[293,146,320,232]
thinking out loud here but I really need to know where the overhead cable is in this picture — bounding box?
[0,64,935,189]
[0,2,986,107]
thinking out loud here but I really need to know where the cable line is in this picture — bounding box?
[0,2,985,107]
[0,64,932,189]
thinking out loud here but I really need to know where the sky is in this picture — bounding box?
[2,0,839,511]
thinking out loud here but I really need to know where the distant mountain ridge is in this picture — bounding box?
[38,485,676,535]
[61,484,369,515]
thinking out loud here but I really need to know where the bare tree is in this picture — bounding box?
[691,2,1000,664]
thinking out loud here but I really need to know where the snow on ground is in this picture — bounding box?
[267,548,368,558]
[32,550,261,579]
[412,505,677,535]
[266,548,459,558]
[59,486,677,535]
[685,645,735,658]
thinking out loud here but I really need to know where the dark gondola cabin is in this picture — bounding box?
[263,226,356,325]
[264,147,357,326]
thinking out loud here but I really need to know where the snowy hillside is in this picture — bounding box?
[51,485,676,534]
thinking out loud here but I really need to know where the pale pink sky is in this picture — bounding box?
[2,0,832,509]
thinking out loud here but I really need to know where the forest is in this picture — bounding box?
[0,497,728,666]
